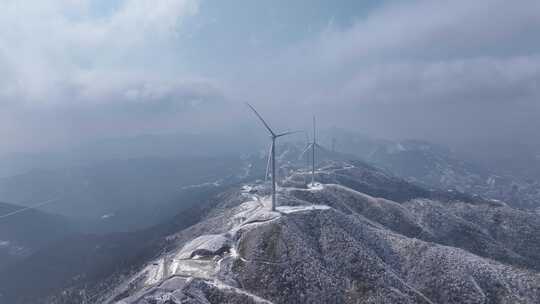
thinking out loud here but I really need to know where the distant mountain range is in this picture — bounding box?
[0,181,227,304]
[3,157,538,303]
[2,131,540,303]
[321,129,540,209]
[2,130,537,226]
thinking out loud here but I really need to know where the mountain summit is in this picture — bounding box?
[103,162,540,304]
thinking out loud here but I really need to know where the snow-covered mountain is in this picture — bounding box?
[3,155,539,303]
[321,130,540,209]
[365,140,540,210]
[89,161,540,304]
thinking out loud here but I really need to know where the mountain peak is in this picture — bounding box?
[106,164,540,304]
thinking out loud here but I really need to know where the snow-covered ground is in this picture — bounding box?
[307,182,324,190]
[134,183,333,295]
[109,164,540,304]
[144,259,165,285]
[276,204,330,214]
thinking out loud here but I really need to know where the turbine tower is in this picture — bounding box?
[301,116,324,185]
[312,116,316,184]
[246,103,298,211]
[299,130,311,182]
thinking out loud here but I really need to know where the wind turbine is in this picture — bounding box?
[246,103,298,211]
[300,116,324,186]
[300,131,311,170]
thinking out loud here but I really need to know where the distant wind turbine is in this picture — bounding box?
[246,103,299,211]
[300,116,324,186]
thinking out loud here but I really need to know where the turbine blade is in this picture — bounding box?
[246,103,275,137]
[276,130,302,138]
[300,143,313,158]
[265,142,273,182]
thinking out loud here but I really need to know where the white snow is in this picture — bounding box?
[177,234,230,259]
[145,259,165,285]
[241,185,253,192]
[343,163,355,170]
[277,205,330,214]
[230,197,272,226]
[101,213,115,219]
[209,280,275,304]
[230,246,240,259]
[308,182,324,190]
[136,182,335,298]
[170,259,218,279]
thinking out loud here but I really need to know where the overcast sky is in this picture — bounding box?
[1,0,539,156]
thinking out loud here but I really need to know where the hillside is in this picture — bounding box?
[98,162,540,304]
[0,185,228,304]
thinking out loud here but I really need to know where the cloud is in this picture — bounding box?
[324,0,540,118]
[314,0,540,63]
[0,0,230,155]
[336,56,540,107]
[0,0,202,106]
[232,1,540,138]
[1,0,540,155]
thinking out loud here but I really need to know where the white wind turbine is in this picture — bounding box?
[246,103,299,211]
[300,116,324,186]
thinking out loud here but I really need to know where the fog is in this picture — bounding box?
[1,0,540,160]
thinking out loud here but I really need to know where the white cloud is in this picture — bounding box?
[0,0,202,106]
[315,0,540,64]
[218,0,540,146]
[336,56,540,107]
[243,0,540,108]
[1,0,540,155]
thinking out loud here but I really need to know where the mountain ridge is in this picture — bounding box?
[101,162,540,304]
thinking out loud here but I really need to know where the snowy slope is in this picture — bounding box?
[103,163,540,304]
